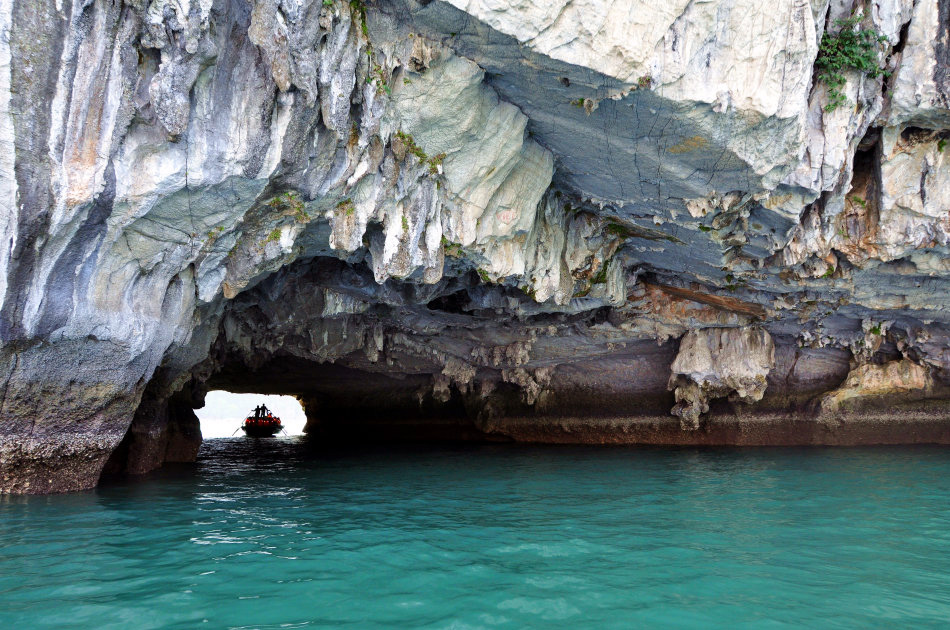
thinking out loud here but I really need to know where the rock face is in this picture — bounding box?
[669,328,775,430]
[3,0,950,493]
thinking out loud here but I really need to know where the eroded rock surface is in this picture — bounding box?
[819,358,935,414]
[3,0,950,492]
[669,328,775,429]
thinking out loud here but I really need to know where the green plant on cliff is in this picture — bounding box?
[350,0,368,37]
[395,130,427,161]
[440,236,464,258]
[589,262,611,285]
[368,60,391,96]
[205,225,225,243]
[336,199,355,217]
[265,227,282,244]
[394,131,446,174]
[428,152,446,175]
[267,190,309,222]
[815,12,888,112]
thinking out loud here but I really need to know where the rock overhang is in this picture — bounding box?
[398,0,815,202]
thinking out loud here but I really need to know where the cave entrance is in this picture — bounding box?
[101,388,309,480]
[205,356,487,442]
[196,391,307,438]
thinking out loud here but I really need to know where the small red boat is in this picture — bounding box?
[242,404,283,437]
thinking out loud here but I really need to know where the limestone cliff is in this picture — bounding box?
[3,0,950,493]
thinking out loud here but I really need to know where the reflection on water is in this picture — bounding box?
[2,439,950,628]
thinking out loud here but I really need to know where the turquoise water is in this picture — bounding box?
[2,440,950,628]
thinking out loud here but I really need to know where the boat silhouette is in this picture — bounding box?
[241,404,283,437]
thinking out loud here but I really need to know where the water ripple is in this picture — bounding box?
[2,441,950,628]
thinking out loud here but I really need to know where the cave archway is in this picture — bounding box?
[98,254,682,479]
[99,249,949,486]
[210,358,504,443]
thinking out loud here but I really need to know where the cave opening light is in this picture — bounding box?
[195,390,307,438]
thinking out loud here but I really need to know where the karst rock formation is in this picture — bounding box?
[2,0,950,493]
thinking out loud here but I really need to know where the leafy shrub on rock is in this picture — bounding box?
[815,12,888,112]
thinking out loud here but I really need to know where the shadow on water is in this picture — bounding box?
[101,437,950,484]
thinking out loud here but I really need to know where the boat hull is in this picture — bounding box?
[241,423,282,437]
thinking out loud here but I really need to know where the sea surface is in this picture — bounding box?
[2,439,950,629]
